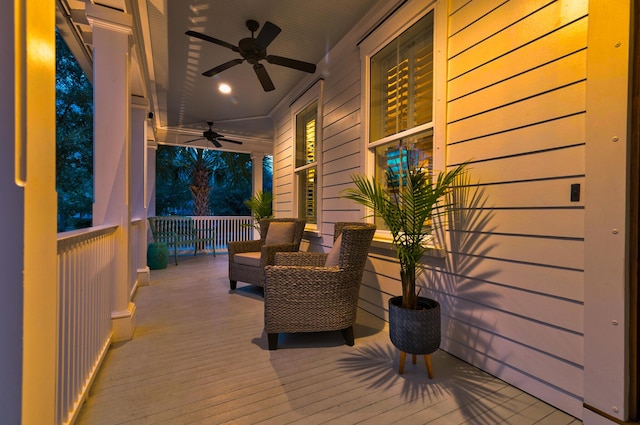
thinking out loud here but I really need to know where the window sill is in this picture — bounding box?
[370,236,446,259]
[303,229,321,239]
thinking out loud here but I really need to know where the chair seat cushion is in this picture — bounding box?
[324,234,343,267]
[265,222,296,245]
[234,251,262,267]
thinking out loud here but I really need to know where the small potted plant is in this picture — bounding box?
[342,161,467,376]
[243,190,273,237]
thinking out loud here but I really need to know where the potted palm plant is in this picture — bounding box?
[243,190,273,237]
[342,161,467,376]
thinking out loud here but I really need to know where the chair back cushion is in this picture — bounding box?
[234,251,262,267]
[324,234,342,267]
[264,222,296,245]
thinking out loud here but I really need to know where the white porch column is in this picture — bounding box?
[251,152,264,196]
[131,98,150,286]
[146,137,157,247]
[2,2,54,423]
[0,3,25,418]
[87,3,136,342]
[0,10,23,418]
[6,0,58,423]
[250,153,264,239]
[147,134,157,219]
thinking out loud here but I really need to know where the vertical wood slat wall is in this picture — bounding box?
[439,0,587,417]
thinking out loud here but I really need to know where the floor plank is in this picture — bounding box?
[74,254,582,425]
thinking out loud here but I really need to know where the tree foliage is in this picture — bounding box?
[56,30,93,231]
[56,30,274,224]
[156,146,271,217]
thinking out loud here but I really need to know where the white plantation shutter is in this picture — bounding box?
[371,11,434,141]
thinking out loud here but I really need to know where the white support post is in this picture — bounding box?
[87,3,136,342]
[251,152,264,196]
[132,98,150,286]
[147,139,157,219]
[251,153,264,239]
[583,1,632,423]
[11,0,58,422]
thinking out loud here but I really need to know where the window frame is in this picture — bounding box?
[291,78,324,234]
[359,0,446,245]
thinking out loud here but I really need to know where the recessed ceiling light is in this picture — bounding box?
[219,83,231,94]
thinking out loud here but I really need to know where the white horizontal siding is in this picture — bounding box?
[271,28,365,251]
[442,0,588,418]
[269,0,595,419]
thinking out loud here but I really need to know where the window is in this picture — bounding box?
[292,79,324,232]
[370,12,434,141]
[295,102,318,224]
[362,7,438,234]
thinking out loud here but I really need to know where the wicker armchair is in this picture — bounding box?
[264,222,376,350]
[228,218,306,290]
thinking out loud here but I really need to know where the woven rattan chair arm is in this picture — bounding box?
[260,243,299,266]
[274,252,328,267]
[265,266,348,292]
[228,239,262,257]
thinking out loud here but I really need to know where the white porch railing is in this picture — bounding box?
[56,224,117,425]
[183,215,255,253]
[54,216,254,424]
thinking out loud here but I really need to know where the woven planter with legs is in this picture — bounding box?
[388,296,441,378]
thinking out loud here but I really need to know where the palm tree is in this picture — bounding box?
[156,146,217,215]
[188,149,214,216]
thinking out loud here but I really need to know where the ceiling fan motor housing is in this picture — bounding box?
[239,38,265,64]
[186,19,316,92]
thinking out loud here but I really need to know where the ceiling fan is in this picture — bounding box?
[184,122,243,148]
[185,20,317,92]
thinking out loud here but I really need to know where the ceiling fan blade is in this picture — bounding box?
[210,139,222,148]
[266,55,316,74]
[254,21,281,51]
[218,138,243,145]
[202,59,244,77]
[184,137,205,144]
[253,63,275,92]
[185,30,239,52]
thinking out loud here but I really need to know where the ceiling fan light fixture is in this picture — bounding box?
[218,83,231,94]
[183,121,243,148]
[186,20,316,92]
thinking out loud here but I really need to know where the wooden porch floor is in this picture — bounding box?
[75,254,582,425]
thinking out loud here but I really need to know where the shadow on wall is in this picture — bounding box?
[426,172,505,372]
[328,173,518,424]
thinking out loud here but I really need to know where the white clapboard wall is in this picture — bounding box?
[271,0,590,418]
[440,0,587,417]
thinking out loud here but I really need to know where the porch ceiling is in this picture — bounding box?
[57,0,384,152]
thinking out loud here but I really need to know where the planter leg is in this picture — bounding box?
[424,354,434,379]
[399,351,406,374]
[399,351,434,378]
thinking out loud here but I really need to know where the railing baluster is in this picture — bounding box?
[56,225,117,425]
[187,216,253,253]
[55,217,253,424]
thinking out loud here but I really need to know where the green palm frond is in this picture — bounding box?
[342,161,468,308]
